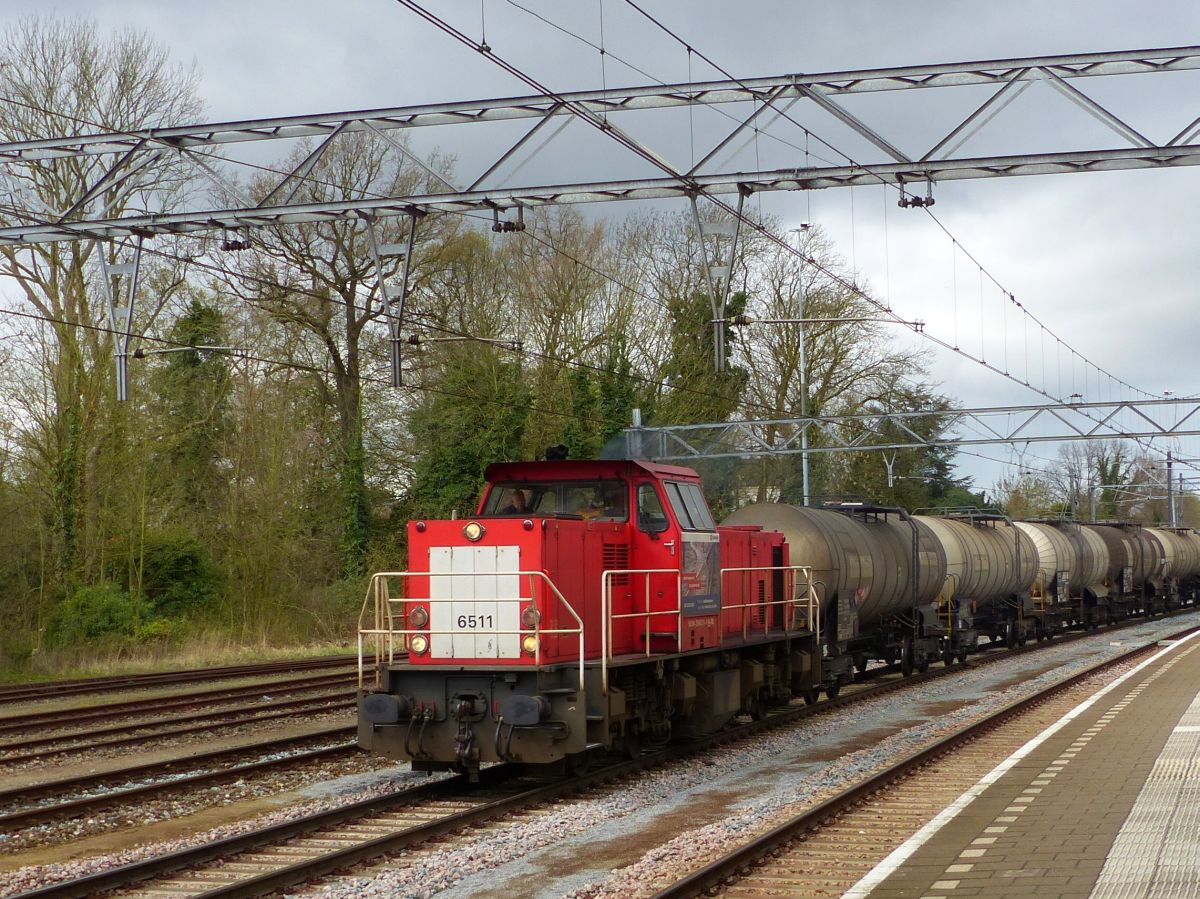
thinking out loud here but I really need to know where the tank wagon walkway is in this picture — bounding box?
[851,629,1200,898]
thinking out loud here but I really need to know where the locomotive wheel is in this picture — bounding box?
[956,648,969,664]
[825,682,841,700]
[900,640,914,677]
[802,686,819,705]
[854,655,869,674]
[942,643,954,666]
[917,655,930,674]
[622,727,642,759]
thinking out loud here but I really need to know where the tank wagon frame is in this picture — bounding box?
[357,460,1199,780]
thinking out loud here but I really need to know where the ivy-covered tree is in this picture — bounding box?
[403,347,532,518]
[149,298,232,516]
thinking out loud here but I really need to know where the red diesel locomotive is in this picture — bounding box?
[357,459,819,779]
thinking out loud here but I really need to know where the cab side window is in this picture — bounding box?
[637,484,669,533]
[664,481,716,531]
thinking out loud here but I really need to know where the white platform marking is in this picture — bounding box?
[842,630,1200,898]
[1090,682,1200,897]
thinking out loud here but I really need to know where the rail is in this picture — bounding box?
[600,564,818,694]
[357,570,585,690]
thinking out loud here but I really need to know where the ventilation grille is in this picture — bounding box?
[603,543,630,586]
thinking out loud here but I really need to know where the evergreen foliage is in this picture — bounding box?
[404,349,532,518]
[45,583,148,646]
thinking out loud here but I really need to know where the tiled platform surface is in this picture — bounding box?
[860,630,1200,899]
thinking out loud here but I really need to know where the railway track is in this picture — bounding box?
[647,624,1199,899]
[10,611,1189,897]
[0,672,355,735]
[0,726,357,831]
[0,688,353,763]
[0,655,356,705]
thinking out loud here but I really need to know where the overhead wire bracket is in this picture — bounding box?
[98,235,144,402]
[690,188,747,372]
[367,214,418,387]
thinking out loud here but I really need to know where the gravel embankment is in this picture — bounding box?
[5,613,1195,899]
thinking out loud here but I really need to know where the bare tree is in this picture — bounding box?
[0,16,201,582]
[231,132,457,574]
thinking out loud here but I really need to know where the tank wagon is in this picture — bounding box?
[357,459,1196,779]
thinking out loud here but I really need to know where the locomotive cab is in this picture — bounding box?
[357,460,818,780]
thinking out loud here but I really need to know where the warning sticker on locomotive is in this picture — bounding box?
[681,533,720,615]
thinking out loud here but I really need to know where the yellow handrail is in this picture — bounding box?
[599,564,817,694]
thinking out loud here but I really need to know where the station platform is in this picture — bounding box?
[851,629,1200,898]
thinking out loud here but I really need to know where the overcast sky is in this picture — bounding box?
[4,0,1200,493]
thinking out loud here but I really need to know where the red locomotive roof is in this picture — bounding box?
[484,459,700,482]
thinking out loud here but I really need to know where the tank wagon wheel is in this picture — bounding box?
[749,697,769,720]
[941,643,954,666]
[854,655,869,674]
[900,639,915,677]
[1004,621,1017,649]
[802,686,820,706]
[825,682,841,700]
[917,655,930,674]
[956,647,969,665]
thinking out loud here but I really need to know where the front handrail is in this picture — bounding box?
[357,570,585,691]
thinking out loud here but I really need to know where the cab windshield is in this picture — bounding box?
[484,480,629,522]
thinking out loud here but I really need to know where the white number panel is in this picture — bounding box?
[428,545,520,659]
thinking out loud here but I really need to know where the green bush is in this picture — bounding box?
[134,533,223,618]
[45,583,148,646]
[134,616,187,645]
[0,631,35,667]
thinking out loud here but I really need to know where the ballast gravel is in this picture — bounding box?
[4,613,1197,899]
[0,766,443,896]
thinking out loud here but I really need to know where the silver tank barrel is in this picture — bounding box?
[1060,522,1109,591]
[1013,522,1077,597]
[722,503,946,629]
[915,515,1035,606]
[1086,524,1163,589]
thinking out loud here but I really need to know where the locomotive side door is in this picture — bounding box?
[663,480,721,651]
[630,481,682,653]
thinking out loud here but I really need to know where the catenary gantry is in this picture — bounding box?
[616,398,1200,461]
[1,45,1199,245]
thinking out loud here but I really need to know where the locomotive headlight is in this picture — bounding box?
[521,634,539,655]
[410,634,429,655]
[408,605,429,628]
[521,606,541,629]
[463,521,485,542]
